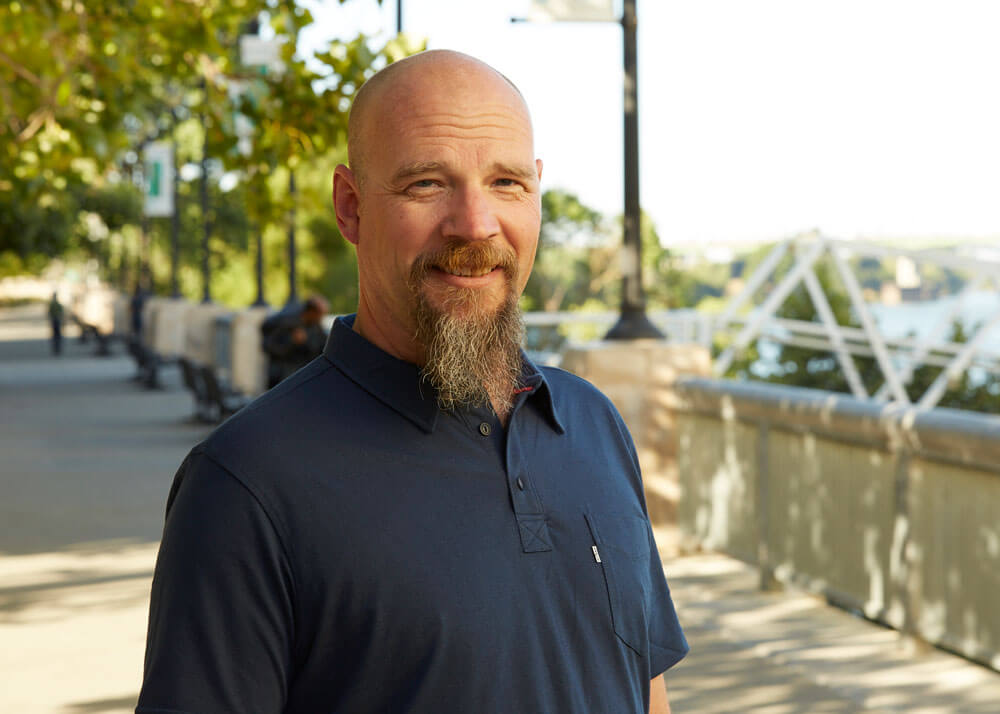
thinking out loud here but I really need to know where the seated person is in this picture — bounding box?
[261,295,329,388]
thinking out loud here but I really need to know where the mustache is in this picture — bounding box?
[410,241,518,282]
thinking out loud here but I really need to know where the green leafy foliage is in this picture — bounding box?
[0,0,430,308]
[524,189,689,314]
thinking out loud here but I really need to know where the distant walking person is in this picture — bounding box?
[47,292,64,356]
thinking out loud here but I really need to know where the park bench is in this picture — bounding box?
[113,292,276,422]
[199,362,251,421]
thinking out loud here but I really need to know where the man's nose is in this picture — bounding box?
[441,185,501,241]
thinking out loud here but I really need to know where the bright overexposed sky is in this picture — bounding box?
[298,0,1000,247]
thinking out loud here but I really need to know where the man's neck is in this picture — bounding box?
[489,395,511,427]
[351,310,425,366]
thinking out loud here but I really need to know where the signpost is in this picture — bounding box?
[143,142,175,217]
[237,31,285,307]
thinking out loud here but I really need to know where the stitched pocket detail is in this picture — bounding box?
[584,511,651,656]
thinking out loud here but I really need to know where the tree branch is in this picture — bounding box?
[0,50,43,86]
[17,107,51,142]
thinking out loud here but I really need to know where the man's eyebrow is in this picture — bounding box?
[391,161,445,184]
[390,160,538,184]
[489,162,538,181]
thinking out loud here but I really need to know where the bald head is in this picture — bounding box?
[347,50,531,188]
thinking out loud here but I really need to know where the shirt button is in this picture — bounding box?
[479,422,491,436]
[516,477,525,491]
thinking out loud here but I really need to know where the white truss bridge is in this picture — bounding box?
[524,234,1000,410]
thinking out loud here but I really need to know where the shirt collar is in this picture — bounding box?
[323,315,565,435]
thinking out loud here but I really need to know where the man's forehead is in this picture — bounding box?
[359,54,528,129]
[379,78,527,126]
[348,51,534,181]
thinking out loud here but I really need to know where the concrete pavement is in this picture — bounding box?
[2,303,999,713]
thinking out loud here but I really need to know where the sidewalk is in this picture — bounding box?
[2,304,999,713]
[662,554,1000,713]
[1,305,210,713]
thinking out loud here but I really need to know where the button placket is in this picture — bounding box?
[505,428,540,509]
[505,422,551,553]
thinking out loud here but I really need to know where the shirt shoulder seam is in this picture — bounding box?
[196,449,299,613]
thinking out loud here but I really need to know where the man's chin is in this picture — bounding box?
[423,285,507,321]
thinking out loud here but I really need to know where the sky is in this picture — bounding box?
[298,0,1000,248]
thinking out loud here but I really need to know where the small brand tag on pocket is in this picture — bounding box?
[592,545,602,563]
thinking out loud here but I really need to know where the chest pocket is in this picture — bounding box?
[584,511,651,657]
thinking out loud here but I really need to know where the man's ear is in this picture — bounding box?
[333,164,361,245]
[535,158,543,182]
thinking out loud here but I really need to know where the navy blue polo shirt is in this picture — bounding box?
[138,316,687,714]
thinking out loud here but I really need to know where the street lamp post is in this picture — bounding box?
[170,123,181,298]
[512,0,665,340]
[199,76,212,304]
[604,0,663,340]
[285,170,298,307]
[135,141,151,287]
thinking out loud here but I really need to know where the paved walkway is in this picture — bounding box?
[2,304,998,713]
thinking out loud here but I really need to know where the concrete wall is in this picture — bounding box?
[230,306,272,397]
[675,377,1000,671]
[183,303,233,367]
[145,298,193,359]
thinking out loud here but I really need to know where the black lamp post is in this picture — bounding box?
[512,0,664,340]
[240,17,269,308]
[250,218,267,307]
[285,170,298,307]
[170,115,181,298]
[604,0,663,340]
[199,76,212,304]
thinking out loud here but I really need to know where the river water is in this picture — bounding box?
[868,290,1000,353]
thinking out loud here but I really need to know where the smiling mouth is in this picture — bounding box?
[434,265,499,278]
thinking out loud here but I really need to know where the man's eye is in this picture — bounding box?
[495,178,521,188]
[411,179,437,189]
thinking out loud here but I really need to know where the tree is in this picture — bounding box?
[0,0,425,308]
[524,189,610,312]
[1,0,298,257]
[904,321,1000,413]
[525,189,691,315]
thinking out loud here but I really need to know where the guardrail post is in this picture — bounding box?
[890,448,929,654]
[757,421,777,590]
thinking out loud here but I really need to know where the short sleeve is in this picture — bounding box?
[137,448,295,714]
[644,522,689,676]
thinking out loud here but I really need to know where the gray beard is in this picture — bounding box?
[411,285,524,416]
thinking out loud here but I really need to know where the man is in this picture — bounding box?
[137,50,686,714]
[261,295,330,387]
